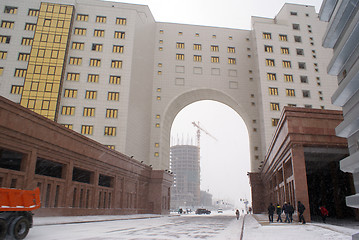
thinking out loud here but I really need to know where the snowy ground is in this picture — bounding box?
[27,211,359,239]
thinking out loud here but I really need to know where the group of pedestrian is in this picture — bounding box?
[267,201,307,224]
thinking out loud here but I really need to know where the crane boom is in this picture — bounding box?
[192,121,218,142]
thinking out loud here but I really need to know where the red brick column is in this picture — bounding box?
[248,172,265,213]
[291,144,311,222]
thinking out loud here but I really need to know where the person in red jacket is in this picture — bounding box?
[319,206,329,223]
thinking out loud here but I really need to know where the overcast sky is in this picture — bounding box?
[111,0,324,206]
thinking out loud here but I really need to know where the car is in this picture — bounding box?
[195,208,211,215]
[218,208,223,213]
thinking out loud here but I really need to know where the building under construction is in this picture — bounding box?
[170,144,200,210]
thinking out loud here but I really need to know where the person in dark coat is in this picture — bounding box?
[298,201,306,224]
[288,202,294,223]
[319,206,329,223]
[268,203,275,222]
[235,209,240,220]
[283,202,290,223]
[276,204,282,222]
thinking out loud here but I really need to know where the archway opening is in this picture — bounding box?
[170,100,251,211]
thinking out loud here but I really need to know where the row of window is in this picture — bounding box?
[66,73,121,84]
[76,14,126,25]
[63,124,117,136]
[0,35,65,45]
[263,33,313,44]
[174,43,236,53]
[269,102,320,112]
[268,87,313,98]
[68,57,123,68]
[265,59,318,71]
[63,89,120,100]
[61,106,119,118]
[71,42,124,53]
[174,54,236,64]
[159,29,238,41]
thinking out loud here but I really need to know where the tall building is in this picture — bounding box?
[0,0,339,172]
[319,0,359,213]
[170,145,200,209]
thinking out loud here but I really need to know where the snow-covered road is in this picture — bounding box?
[27,211,358,240]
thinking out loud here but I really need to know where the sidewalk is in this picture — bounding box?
[243,214,359,240]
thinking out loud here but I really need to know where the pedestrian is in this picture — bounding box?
[268,203,275,223]
[288,202,294,223]
[283,202,290,223]
[248,207,252,214]
[236,209,240,220]
[319,206,329,223]
[276,204,282,222]
[298,201,306,224]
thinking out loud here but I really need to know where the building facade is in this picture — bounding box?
[319,0,359,212]
[0,0,339,173]
[170,145,200,209]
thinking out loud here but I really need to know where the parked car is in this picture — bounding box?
[195,208,211,215]
[218,208,223,213]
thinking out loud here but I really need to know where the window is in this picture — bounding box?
[290,11,298,16]
[298,62,306,69]
[104,127,116,136]
[300,76,308,83]
[159,30,164,34]
[176,54,184,60]
[14,69,26,77]
[267,73,276,81]
[116,18,126,25]
[90,59,101,67]
[85,90,97,99]
[294,36,302,42]
[0,67,3,76]
[193,44,202,50]
[282,60,291,68]
[272,118,279,127]
[108,92,119,101]
[265,45,273,53]
[28,9,39,16]
[109,75,121,84]
[64,89,77,98]
[67,73,80,81]
[288,104,297,107]
[268,87,278,95]
[81,125,93,135]
[91,43,102,51]
[1,21,14,29]
[279,34,288,41]
[178,32,183,36]
[193,55,202,62]
[10,85,23,94]
[304,104,312,108]
[211,45,219,51]
[4,6,18,14]
[88,74,99,83]
[113,45,124,53]
[21,38,33,46]
[296,48,304,55]
[43,19,51,27]
[270,103,280,111]
[0,35,11,44]
[281,47,289,54]
[111,60,122,68]
[83,107,95,117]
[211,56,219,63]
[114,31,125,39]
[106,109,118,118]
[25,23,36,31]
[74,28,86,35]
[228,58,236,64]
[284,74,293,82]
[61,106,75,115]
[76,14,88,21]
[286,89,295,96]
[72,42,84,50]
[96,16,106,23]
[292,24,300,30]
[228,47,235,53]
[176,42,184,49]
[69,57,82,65]
[0,51,7,59]
[263,32,272,39]
[266,59,275,66]
[302,90,310,98]
[94,29,104,37]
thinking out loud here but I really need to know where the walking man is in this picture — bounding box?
[298,201,306,224]
[268,203,275,223]
[276,204,282,222]
[319,206,329,223]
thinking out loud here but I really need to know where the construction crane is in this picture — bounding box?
[192,121,218,150]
